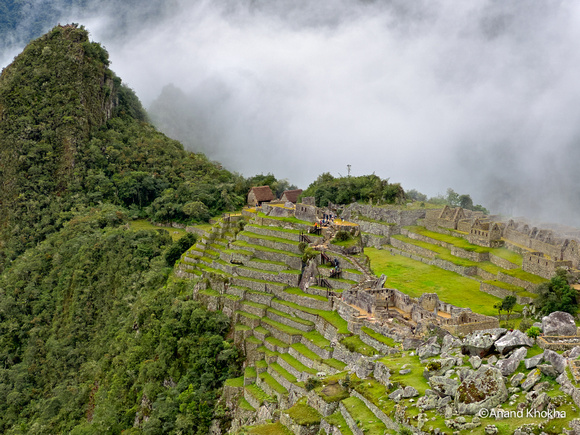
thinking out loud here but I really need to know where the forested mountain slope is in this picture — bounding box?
[0,24,248,270]
[0,25,244,433]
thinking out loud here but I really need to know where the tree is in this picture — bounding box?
[494,301,503,321]
[534,268,578,316]
[501,295,517,325]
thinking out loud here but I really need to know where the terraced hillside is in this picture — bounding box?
[359,217,548,306]
[175,210,579,434]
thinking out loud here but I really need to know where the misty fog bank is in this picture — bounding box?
[3,0,580,225]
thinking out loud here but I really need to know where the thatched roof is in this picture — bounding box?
[249,185,274,202]
[281,189,303,203]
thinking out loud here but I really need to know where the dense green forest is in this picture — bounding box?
[0,24,268,270]
[0,25,244,433]
[302,172,405,207]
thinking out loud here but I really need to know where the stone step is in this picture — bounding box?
[340,396,387,435]
[231,240,303,269]
[261,317,303,344]
[235,310,262,328]
[266,307,315,332]
[288,343,332,373]
[234,265,301,287]
[257,371,288,403]
[245,257,289,272]
[245,289,275,305]
[241,300,269,318]
[254,326,271,341]
[276,288,333,311]
[277,353,318,380]
[264,336,291,353]
[244,383,275,409]
[230,276,287,294]
[237,232,303,255]
[267,363,300,392]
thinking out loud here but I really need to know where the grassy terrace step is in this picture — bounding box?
[255,359,268,371]
[267,307,315,327]
[242,300,270,310]
[279,353,318,375]
[238,397,256,412]
[483,280,537,299]
[197,263,233,277]
[284,287,328,302]
[269,362,298,384]
[273,299,350,335]
[224,376,244,387]
[262,317,303,338]
[258,371,288,395]
[245,383,276,405]
[223,247,253,257]
[265,336,290,351]
[291,343,323,363]
[325,411,354,435]
[232,240,302,258]
[285,397,322,426]
[245,366,257,379]
[341,396,387,435]
[199,288,220,297]
[405,225,523,264]
[246,335,262,346]
[235,324,251,332]
[303,330,332,349]
[256,211,312,225]
[246,422,293,435]
[238,230,301,246]
[340,335,379,357]
[323,358,348,371]
[361,326,397,348]
[223,293,241,301]
[366,247,502,316]
[502,268,548,285]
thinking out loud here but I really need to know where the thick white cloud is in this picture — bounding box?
[5,0,580,224]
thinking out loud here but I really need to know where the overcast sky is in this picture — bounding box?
[3,0,580,225]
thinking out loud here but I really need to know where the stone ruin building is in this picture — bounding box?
[247,185,274,206]
[341,276,499,337]
[424,208,580,280]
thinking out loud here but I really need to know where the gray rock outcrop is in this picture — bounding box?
[542,311,577,336]
[494,330,534,355]
[543,349,567,374]
[524,353,543,369]
[461,328,507,357]
[417,336,442,359]
[495,347,527,376]
[429,376,460,398]
[455,366,508,415]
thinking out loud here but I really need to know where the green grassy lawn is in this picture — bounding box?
[365,247,501,316]
[376,353,430,394]
[247,422,293,435]
[257,211,312,225]
[285,397,322,426]
[129,219,188,241]
[341,396,387,435]
[273,299,350,334]
[361,326,398,347]
[325,411,354,435]
[340,336,378,357]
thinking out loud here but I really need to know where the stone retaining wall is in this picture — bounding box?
[479,282,534,304]
[279,413,318,435]
[339,402,364,435]
[244,291,274,305]
[238,233,303,254]
[390,237,437,258]
[301,337,332,360]
[230,277,287,293]
[241,302,268,317]
[538,336,580,351]
[251,215,311,231]
[374,361,392,387]
[307,391,339,417]
[357,328,398,355]
[450,246,489,262]
[244,258,288,272]
[252,249,303,269]
[497,271,538,292]
[350,390,399,431]
[362,233,389,249]
[266,310,313,332]
[489,254,519,270]
[350,220,398,237]
[262,321,302,344]
[277,292,333,311]
[271,300,320,323]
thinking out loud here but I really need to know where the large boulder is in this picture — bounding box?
[455,366,508,415]
[417,336,442,359]
[543,349,567,374]
[524,353,544,369]
[423,357,456,380]
[495,347,527,376]
[494,330,534,355]
[429,376,460,398]
[542,311,577,336]
[461,328,507,357]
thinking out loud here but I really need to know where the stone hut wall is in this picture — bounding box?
[295,203,318,223]
[522,253,572,280]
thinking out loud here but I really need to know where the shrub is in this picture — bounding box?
[334,230,351,242]
[526,326,541,339]
[305,377,321,391]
